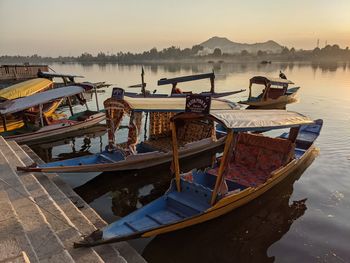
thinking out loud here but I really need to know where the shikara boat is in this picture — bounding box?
[38,71,110,109]
[0,78,61,132]
[125,71,245,98]
[239,76,300,109]
[17,95,239,173]
[74,109,322,247]
[0,85,105,144]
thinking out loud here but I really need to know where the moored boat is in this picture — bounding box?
[74,108,322,247]
[0,78,60,132]
[17,92,239,173]
[239,76,300,109]
[125,70,245,98]
[0,85,105,144]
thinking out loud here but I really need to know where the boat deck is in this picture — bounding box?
[0,136,145,262]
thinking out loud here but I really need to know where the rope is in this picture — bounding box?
[0,177,87,237]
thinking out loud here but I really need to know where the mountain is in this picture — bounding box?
[199,36,284,54]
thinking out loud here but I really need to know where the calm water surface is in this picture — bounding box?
[32,62,350,262]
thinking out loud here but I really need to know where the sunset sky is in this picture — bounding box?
[1,0,349,56]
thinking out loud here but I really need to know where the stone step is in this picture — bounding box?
[0,147,74,263]
[0,189,37,262]
[0,138,106,263]
[21,145,147,263]
[2,251,30,263]
[11,142,128,263]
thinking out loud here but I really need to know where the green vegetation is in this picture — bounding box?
[1,44,350,64]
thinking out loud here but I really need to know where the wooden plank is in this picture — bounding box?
[211,130,234,205]
[170,121,181,192]
[157,72,214,86]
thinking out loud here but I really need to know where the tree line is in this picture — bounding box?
[1,44,350,63]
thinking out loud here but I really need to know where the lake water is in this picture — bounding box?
[32,62,350,262]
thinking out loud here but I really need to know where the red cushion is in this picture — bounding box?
[237,133,293,155]
[257,148,283,172]
[225,163,269,187]
[235,143,259,168]
[207,163,270,188]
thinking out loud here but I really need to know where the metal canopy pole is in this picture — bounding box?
[39,104,44,127]
[210,70,215,93]
[81,93,89,111]
[67,96,74,116]
[94,86,100,111]
[141,67,146,97]
[1,115,7,132]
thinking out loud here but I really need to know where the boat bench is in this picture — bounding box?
[208,133,295,187]
[166,179,212,216]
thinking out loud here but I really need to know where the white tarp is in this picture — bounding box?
[124,96,240,112]
[211,110,313,131]
[0,86,84,115]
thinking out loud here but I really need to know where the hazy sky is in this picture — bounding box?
[1,0,349,56]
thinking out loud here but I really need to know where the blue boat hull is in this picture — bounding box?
[75,120,323,247]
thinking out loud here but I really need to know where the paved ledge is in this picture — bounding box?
[0,136,146,263]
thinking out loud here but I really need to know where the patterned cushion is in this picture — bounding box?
[225,163,269,187]
[235,143,259,168]
[257,148,283,172]
[207,163,269,188]
[237,133,293,155]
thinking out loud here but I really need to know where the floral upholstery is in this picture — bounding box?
[208,133,295,188]
[257,148,283,172]
[104,98,132,151]
[177,120,214,144]
[235,143,260,168]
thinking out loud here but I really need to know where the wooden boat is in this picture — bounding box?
[0,78,53,99]
[17,94,239,173]
[239,76,300,109]
[74,109,322,247]
[0,64,48,84]
[0,78,61,132]
[0,85,105,144]
[38,71,110,110]
[125,71,245,98]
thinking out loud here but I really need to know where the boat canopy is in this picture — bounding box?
[158,72,214,86]
[0,86,84,115]
[123,96,239,112]
[0,78,53,100]
[173,110,313,132]
[39,72,84,79]
[250,76,294,86]
[158,72,216,94]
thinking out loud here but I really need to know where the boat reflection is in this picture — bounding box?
[30,124,107,162]
[141,149,318,263]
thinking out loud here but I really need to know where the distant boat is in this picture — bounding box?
[239,76,300,109]
[260,60,271,64]
[74,109,322,247]
[125,71,245,98]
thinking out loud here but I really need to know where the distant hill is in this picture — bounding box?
[199,36,284,54]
